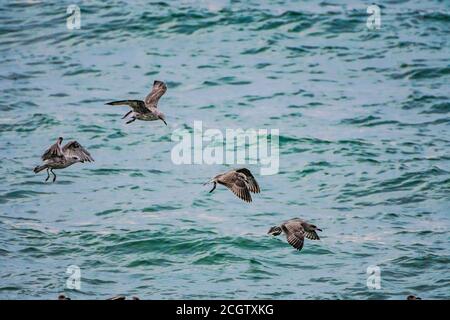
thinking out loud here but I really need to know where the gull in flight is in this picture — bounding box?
[33,137,94,182]
[106,80,168,125]
[268,218,322,251]
[205,168,260,203]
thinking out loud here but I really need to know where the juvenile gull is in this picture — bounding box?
[106,80,167,125]
[33,137,94,182]
[205,168,260,203]
[268,218,322,251]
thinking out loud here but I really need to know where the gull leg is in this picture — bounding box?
[209,182,217,193]
[45,168,50,182]
[121,110,132,119]
[51,169,57,182]
[126,117,136,124]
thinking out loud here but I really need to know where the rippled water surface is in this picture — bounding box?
[0,0,449,299]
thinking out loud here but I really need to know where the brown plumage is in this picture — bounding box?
[268,218,322,251]
[205,168,260,203]
[145,80,167,107]
[42,136,64,160]
[33,137,94,182]
[62,141,94,163]
[106,80,167,125]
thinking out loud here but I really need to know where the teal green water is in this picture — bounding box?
[0,0,449,299]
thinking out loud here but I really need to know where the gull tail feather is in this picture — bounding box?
[33,165,47,173]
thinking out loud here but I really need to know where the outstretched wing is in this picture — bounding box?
[42,141,63,161]
[304,230,320,240]
[144,80,167,108]
[286,232,305,251]
[62,141,94,163]
[236,168,260,193]
[299,220,321,240]
[106,100,148,113]
[219,172,252,203]
[282,220,307,250]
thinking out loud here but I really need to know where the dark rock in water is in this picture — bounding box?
[407,295,422,300]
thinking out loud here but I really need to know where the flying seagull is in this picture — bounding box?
[106,80,168,125]
[33,137,94,182]
[268,218,322,251]
[205,168,260,203]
